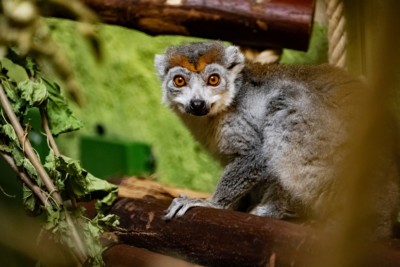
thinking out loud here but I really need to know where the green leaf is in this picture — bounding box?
[11,147,25,167]
[22,157,38,178]
[59,155,118,199]
[44,207,62,233]
[2,79,18,103]
[5,48,39,77]
[2,124,18,142]
[83,213,119,267]
[18,79,48,107]
[43,78,82,135]
[44,152,118,209]
[83,220,105,266]
[95,184,118,212]
[1,78,27,115]
[96,214,119,229]
[22,184,38,213]
[0,143,12,153]
[44,151,63,190]
[22,184,35,211]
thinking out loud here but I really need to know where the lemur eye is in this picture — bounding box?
[208,74,220,86]
[173,75,186,87]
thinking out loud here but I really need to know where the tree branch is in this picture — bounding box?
[0,151,50,208]
[110,197,316,267]
[40,107,60,157]
[108,196,400,267]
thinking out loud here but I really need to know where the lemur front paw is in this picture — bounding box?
[163,194,219,220]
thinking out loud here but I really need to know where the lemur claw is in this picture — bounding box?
[163,195,217,220]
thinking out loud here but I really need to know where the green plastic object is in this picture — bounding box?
[80,135,155,179]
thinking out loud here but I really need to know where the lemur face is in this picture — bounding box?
[162,63,231,116]
[155,42,244,116]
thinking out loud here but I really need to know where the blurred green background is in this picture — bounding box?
[48,18,327,192]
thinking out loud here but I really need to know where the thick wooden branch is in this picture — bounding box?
[110,197,314,267]
[109,198,277,266]
[107,195,400,267]
[97,178,400,266]
[46,0,315,51]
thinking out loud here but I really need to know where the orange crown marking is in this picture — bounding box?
[168,46,223,73]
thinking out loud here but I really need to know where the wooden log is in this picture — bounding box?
[87,178,400,266]
[110,197,316,267]
[109,197,400,267]
[103,244,198,267]
[44,0,316,51]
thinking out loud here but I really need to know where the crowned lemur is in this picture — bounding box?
[154,42,399,238]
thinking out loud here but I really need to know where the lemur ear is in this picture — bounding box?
[154,54,167,78]
[224,46,245,70]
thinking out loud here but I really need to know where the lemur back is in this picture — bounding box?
[155,42,399,238]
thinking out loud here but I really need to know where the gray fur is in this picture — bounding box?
[155,42,400,238]
[154,54,167,78]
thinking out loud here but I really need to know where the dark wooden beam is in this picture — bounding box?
[43,0,316,51]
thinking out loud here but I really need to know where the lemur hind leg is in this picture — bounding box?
[249,183,300,220]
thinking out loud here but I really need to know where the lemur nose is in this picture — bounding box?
[188,99,209,116]
[190,99,206,110]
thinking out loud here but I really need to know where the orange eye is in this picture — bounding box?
[208,74,220,86]
[173,75,186,87]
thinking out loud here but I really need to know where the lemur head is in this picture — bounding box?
[155,42,245,116]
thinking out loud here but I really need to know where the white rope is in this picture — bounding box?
[325,0,347,69]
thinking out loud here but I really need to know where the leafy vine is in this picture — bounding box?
[0,0,119,265]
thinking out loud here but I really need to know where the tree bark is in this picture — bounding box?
[47,0,316,51]
[108,196,400,267]
[109,197,314,267]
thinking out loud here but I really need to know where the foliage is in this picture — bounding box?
[0,0,118,265]
[0,52,119,266]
